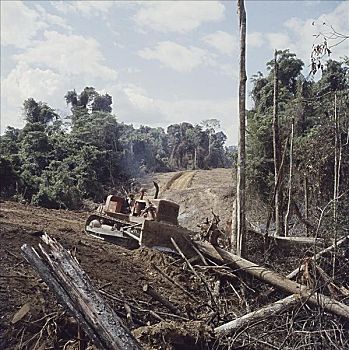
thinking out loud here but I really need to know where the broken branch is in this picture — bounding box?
[21,234,142,350]
[215,294,300,336]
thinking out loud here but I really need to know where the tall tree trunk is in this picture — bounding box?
[332,93,339,278]
[230,198,237,252]
[284,118,294,236]
[273,50,284,236]
[304,176,309,236]
[235,0,247,257]
[193,148,197,170]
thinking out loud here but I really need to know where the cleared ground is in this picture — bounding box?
[1,168,348,349]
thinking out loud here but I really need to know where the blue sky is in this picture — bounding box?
[1,1,348,145]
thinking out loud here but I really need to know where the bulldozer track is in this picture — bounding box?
[165,171,197,191]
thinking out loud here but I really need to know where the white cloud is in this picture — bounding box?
[51,1,115,17]
[2,63,62,105]
[34,4,72,31]
[1,1,47,48]
[304,1,322,7]
[247,32,265,48]
[138,40,239,78]
[124,85,158,112]
[117,84,238,144]
[244,3,349,68]
[202,31,236,55]
[138,41,216,72]
[219,64,239,80]
[14,31,118,80]
[1,63,66,131]
[284,2,349,61]
[134,1,225,33]
[2,28,118,132]
[266,33,292,50]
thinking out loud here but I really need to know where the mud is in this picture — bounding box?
[1,168,348,349]
[0,200,216,349]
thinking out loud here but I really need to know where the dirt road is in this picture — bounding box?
[141,168,234,231]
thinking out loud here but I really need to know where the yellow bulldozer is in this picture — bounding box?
[85,182,194,254]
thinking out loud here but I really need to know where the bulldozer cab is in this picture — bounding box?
[102,195,131,215]
[98,194,179,225]
[104,195,124,214]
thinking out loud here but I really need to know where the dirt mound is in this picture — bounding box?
[1,168,348,350]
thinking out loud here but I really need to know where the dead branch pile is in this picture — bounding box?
[13,230,349,350]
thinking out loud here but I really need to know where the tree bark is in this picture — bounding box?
[265,136,289,238]
[235,0,247,257]
[215,247,349,320]
[273,50,284,236]
[304,177,309,236]
[291,198,315,233]
[284,119,294,236]
[333,92,339,278]
[286,234,349,280]
[215,295,299,336]
[21,235,142,350]
[230,199,237,252]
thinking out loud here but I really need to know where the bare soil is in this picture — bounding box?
[0,200,213,349]
[1,168,348,349]
[142,168,235,231]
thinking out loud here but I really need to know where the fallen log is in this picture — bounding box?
[195,242,349,320]
[215,247,349,320]
[260,234,349,299]
[270,235,324,245]
[287,235,349,280]
[21,234,142,350]
[316,265,349,298]
[248,229,325,247]
[215,294,299,336]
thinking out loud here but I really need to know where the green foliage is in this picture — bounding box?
[247,111,274,200]
[0,156,18,197]
[1,87,233,209]
[247,53,349,231]
[23,98,59,125]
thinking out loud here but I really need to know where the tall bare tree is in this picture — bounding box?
[234,0,247,256]
[284,118,294,236]
[272,50,284,236]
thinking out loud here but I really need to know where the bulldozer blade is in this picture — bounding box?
[85,225,140,249]
[140,220,197,258]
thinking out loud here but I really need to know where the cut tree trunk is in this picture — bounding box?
[304,177,310,236]
[215,247,349,320]
[21,234,142,350]
[195,243,349,320]
[215,294,299,336]
[286,234,349,280]
[272,50,284,236]
[284,119,294,236]
[265,136,289,238]
[235,0,247,257]
[230,199,237,252]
